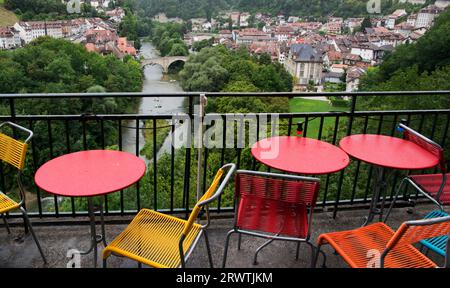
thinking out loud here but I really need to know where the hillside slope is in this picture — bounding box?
[0,6,18,26]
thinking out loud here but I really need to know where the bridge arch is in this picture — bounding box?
[141,56,188,73]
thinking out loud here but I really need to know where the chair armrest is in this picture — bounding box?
[198,163,236,206]
[0,121,33,143]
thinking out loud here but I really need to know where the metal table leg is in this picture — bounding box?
[362,167,386,226]
[78,197,108,268]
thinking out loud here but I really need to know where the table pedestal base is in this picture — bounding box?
[362,167,389,226]
[77,197,107,268]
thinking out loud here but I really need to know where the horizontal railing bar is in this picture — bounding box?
[4,195,420,220]
[1,110,449,120]
[0,90,449,99]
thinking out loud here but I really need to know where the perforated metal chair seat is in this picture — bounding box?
[409,174,450,205]
[318,222,437,268]
[103,208,203,268]
[0,192,20,214]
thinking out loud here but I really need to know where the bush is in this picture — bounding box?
[329,96,350,107]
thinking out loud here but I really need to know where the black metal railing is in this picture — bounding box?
[0,91,449,221]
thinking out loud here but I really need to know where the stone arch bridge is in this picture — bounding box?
[141,56,188,73]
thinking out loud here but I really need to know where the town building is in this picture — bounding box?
[323,50,343,68]
[249,41,279,62]
[13,21,63,44]
[106,8,126,23]
[323,71,344,84]
[385,9,407,29]
[240,13,251,27]
[285,43,323,86]
[435,0,450,8]
[344,18,364,33]
[235,28,273,45]
[415,5,443,28]
[273,25,295,42]
[399,0,426,4]
[116,37,136,56]
[325,21,342,35]
[0,27,21,49]
[230,12,240,27]
[346,66,367,92]
[394,22,415,37]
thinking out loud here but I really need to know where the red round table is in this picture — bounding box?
[251,136,350,175]
[339,134,439,225]
[35,150,146,267]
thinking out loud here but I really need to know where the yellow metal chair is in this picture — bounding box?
[103,163,236,268]
[0,121,47,263]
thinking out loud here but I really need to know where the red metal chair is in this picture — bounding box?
[222,170,321,267]
[385,123,449,219]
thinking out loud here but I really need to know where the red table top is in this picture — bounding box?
[339,134,439,170]
[251,136,350,175]
[35,150,146,197]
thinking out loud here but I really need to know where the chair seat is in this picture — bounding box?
[409,173,450,204]
[236,195,308,238]
[103,209,202,268]
[318,222,437,268]
[420,210,449,257]
[0,191,20,214]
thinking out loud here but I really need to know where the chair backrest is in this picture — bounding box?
[181,163,236,236]
[234,170,320,239]
[0,122,33,171]
[399,123,446,173]
[386,215,450,267]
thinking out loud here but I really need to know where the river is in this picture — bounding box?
[121,41,186,161]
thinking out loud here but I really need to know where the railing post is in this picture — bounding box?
[196,94,207,201]
[183,95,194,218]
[333,94,358,219]
[9,98,16,120]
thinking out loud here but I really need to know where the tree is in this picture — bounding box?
[167,43,189,56]
[192,39,213,52]
[222,80,260,92]
[360,17,372,31]
[87,85,107,93]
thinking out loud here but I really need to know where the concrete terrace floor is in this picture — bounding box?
[0,204,446,268]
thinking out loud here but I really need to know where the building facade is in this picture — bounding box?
[285,44,323,86]
[13,21,63,44]
[0,27,21,49]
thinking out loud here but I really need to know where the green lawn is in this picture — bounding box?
[0,7,18,27]
[289,97,348,139]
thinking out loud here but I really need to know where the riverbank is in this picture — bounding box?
[121,41,185,162]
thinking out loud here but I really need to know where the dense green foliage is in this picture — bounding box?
[133,0,431,20]
[0,37,143,93]
[180,46,292,94]
[118,8,153,49]
[150,22,189,56]
[5,0,102,20]
[192,38,215,52]
[0,37,143,199]
[134,0,227,20]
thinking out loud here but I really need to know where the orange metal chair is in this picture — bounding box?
[314,215,450,268]
[102,163,236,268]
[222,170,321,267]
[0,121,47,263]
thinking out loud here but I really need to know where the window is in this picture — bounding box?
[299,63,305,77]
